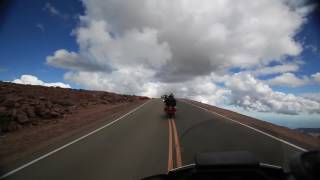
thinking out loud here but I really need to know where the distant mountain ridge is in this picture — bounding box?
[296,128,320,134]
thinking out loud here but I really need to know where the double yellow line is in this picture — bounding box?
[167,118,182,171]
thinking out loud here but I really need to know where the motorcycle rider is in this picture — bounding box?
[165,93,176,107]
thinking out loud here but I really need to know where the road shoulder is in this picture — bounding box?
[0,100,147,172]
[181,99,320,150]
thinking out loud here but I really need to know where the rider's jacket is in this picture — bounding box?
[165,97,176,107]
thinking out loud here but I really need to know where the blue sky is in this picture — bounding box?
[0,0,82,86]
[1,0,318,94]
[0,0,319,128]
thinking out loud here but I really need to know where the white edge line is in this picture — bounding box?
[181,100,307,152]
[170,163,282,172]
[170,163,196,172]
[259,163,282,169]
[0,100,151,179]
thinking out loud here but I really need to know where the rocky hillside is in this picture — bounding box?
[0,81,148,134]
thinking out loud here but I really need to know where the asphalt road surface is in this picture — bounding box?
[0,99,304,180]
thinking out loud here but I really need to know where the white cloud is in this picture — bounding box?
[225,73,320,115]
[305,44,319,53]
[73,19,172,70]
[43,2,69,19]
[12,75,71,88]
[301,92,320,102]
[267,73,310,87]
[43,3,59,15]
[45,0,319,115]
[64,71,230,105]
[46,49,109,72]
[252,63,300,76]
[312,72,320,83]
[48,0,311,78]
[36,23,45,32]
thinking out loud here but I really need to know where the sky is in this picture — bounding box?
[0,0,319,128]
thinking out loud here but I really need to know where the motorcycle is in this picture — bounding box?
[142,150,320,180]
[164,106,176,118]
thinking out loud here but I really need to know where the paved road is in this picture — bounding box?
[1,99,303,180]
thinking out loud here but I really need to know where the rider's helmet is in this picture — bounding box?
[169,93,174,98]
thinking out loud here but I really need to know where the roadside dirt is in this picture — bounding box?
[0,82,148,166]
[184,99,320,150]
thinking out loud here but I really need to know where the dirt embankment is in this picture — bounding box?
[183,99,320,150]
[0,82,148,134]
[0,82,149,164]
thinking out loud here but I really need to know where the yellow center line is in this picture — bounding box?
[168,119,173,171]
[171,119,182,167]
